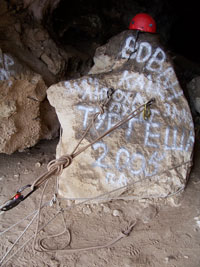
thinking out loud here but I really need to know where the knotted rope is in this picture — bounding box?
[30,88,116,191]
[1,89,193,266]
[38,220,137,253]
[31,155,73,190]
[29,95,155,254]
[30,89,155,193]
[0,92,156,266]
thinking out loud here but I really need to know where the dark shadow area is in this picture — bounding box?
[44,0,200,66]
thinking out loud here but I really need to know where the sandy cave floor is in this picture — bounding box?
[0,138,200,267]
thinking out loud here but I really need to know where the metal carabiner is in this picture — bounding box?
[143,98,156,121]
[0,184,35,212]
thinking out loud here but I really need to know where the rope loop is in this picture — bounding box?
[98,103,105,115]
[47,155,73,175]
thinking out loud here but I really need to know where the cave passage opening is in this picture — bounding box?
[44,0,200,65]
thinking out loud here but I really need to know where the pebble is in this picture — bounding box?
[23,169,29,174]
[35,162,41,168]
[82,205,92,215]
[101,204,111,213]
[14,174,20,178]
[194,216,200,228]
[112,209,121,217]
[164,255,176,263]
[164,257,169,263]
[0,176,5,181]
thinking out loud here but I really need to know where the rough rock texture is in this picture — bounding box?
[187,76,200,115]
[0,50,59,154]
[0,0,94,86]
[47,30,195,201]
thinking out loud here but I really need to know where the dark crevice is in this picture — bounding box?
[43,0,200,66]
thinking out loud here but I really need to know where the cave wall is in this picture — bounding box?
[1,0,200,85]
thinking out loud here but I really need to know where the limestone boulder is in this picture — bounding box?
[0,50,59,154]
[47,31,195,201]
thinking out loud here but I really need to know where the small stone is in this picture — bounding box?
[23,169,29,174]
[82,205,92,215]
[35,162,41,168]
[164,255,176,263]
[101,204,111,213]
[0,176,5,181]
[194,216,200,228]
[112,209,121,217]
[41,53,55,72]
[164,257,169,263]
[14,174,20,178]
[168,196,182,207]
[90,203,97,209]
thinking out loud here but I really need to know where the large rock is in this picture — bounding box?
[0,50,59,154]
[47,31,195,201]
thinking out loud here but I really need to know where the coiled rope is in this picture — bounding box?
[1,94,189,265]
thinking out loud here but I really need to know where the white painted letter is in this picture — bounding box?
[146,47,166,73]
[77,105,94,129]
[136,42,152,63]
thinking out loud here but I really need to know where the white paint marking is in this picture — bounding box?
[146,47,166,73]
[136,42,152,63]
[77,105,94,129]
[93,142,109,168]
[129,152,146,175]
[115,148,130,171]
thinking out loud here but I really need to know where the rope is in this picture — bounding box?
[0,209,62,266]
[0,210,37,237]
[29,89,115,191]
[0,211,38,266]
[58,160,191,202]
[0,199,55,237]
[32,162,189,254]
[32,170,138,254]
[0,94,189,264]
[30,98,154,192]
[32,180,50,254]
[0,158,188,265]
[39,221,137,253]
[26,97,154,254]
[31,156,189,254]
[32,174,137,254]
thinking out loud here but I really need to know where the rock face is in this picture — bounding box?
[187,76,200,115]
[47,30,195,201]
[0,50,59,154]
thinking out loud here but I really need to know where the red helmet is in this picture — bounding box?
[129,13,156,33]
